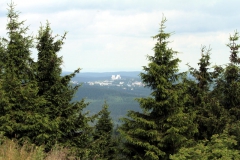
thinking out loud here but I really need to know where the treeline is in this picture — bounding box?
[1,3,240,160]
[119,16,240,159]
[0,3,118,159]
[74,84,151,120]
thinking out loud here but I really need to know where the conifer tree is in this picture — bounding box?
[119,17,197,160]
[0,3,51,145]
[35,22,92,156]
[186,47,228,140]
[214,31,240,150]
[212,33,240,116]
[170,126,240,160]
[223,31,240,119]
[92,102,119,160]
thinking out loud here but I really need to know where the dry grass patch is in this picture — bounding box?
[0,139,78,160]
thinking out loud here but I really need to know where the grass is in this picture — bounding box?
[0,139,78,160]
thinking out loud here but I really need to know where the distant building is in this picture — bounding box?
[116,75,121,79]
[132,81,143,86]
[111,75,115,80]
[88,82,94,85]
[119,82,124,85]
[111,74,121,80]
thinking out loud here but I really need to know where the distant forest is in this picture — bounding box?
[74,83,151,123]
[1,3,240,160]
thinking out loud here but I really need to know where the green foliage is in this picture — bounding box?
[177,30,240,159]
[119,17,197,160]
[36,21,65,97]
[185,46,228,140]
[90,102,119,160]
[2,3,240,160]
[216,31,240,119]
[0,3,52,146]
[94,102,113,140]
[170,128,240,160]
[35,22,93,157]
[0,3,92,159]
[222,31,240,151]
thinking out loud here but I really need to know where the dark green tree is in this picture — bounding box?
[186,46,228,140]
[170,126,240,160]
[0,3,51,145]
[119,17,197,160]
[214,31,240,150]
[223,31,240,119]
[92,102,119,160]
[35,22,92,156]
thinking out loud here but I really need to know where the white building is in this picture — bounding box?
[116,75,121,79]
[111,75,115,80]
[132,81,143,86]
[111,74,121,80]
[119,82,124,85]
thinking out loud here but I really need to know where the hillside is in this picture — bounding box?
[70,72,152,124]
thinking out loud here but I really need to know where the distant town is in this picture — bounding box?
[71,74,144,90]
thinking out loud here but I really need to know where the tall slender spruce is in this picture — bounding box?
[224,31,240,118]
[0,3,49,145]
[92,102,119,159]
[186,46,228,140]
[119,17,197,160]
[36,23,92,156]
[216,31,240,150]
[212,32,240,129]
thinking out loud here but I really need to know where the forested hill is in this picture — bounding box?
[67,71,195,124]
[66,71,151,123]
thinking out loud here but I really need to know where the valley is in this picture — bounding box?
[66,71,152,124]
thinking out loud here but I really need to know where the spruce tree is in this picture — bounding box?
[92,102,119,160]
[223,31,240,119]
[35,22,92,156]
[215,31,240,150]
[0,3,51,145]
[119,17,197,160]
[186,46,228,140]
[212,32,240,118]
[170,127,240,160]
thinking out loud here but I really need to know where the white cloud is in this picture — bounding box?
[0,0,239,72]
[170,32,231,71]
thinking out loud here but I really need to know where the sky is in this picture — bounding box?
[0,0,239,72]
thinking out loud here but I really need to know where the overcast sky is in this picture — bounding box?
[0,0,239,72]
